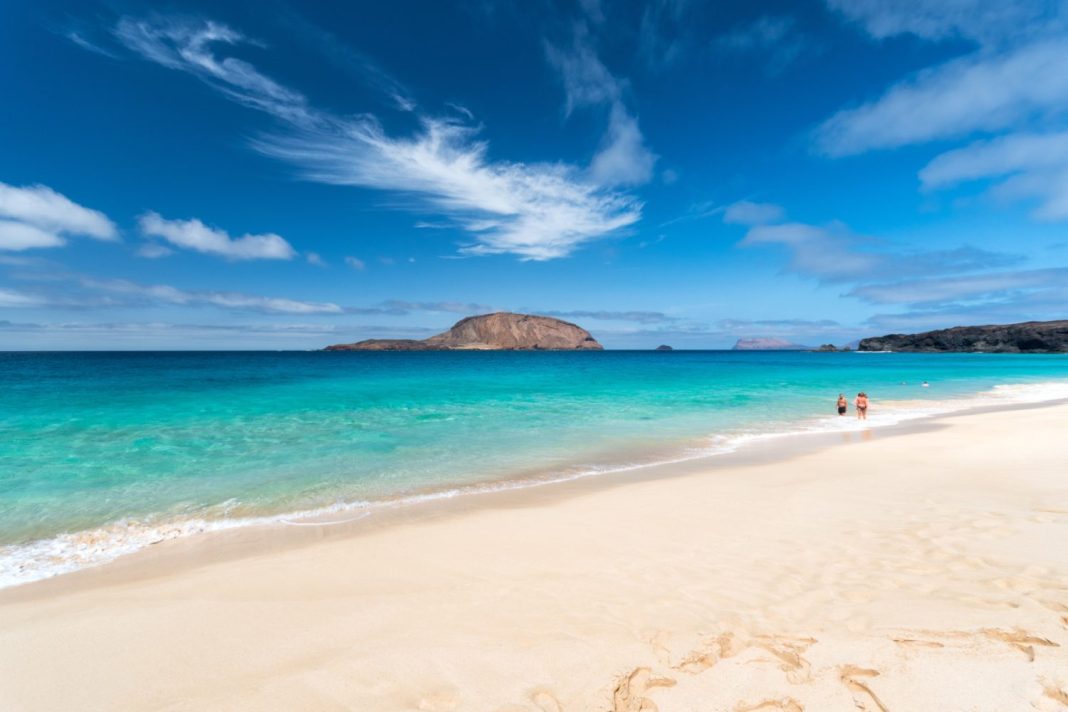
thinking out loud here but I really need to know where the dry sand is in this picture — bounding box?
[2,403,1068,711]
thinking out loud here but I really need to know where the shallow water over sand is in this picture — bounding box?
[2,350,1067,585]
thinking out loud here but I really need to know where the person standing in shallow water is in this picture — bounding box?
[854,392,869,420]
[837,394,848,416]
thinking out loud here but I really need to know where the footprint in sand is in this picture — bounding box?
[839,665,889,712]
[610,667,677,712]
[673,632,742,674]
[1042,684,1068,708]
[754,636,817,685]
[981,627,1059,662]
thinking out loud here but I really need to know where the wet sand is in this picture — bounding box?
[2,403,1067,711]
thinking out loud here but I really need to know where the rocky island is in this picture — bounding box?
[859,320,1068,353]
[325,312,604,351]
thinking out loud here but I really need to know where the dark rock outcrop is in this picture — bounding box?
[814,344,839,352]
[655,344,674,351]
[858,320,1068,353]
[325,312,603,351]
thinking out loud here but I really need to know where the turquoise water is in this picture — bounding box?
[2,350,1068,585]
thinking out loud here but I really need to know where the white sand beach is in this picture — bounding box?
[2,403,1068,711]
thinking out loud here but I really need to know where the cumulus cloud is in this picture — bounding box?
[108,15,641,260]
[138,212,296,260]
[723,200,785,226]
[0,182,118,251]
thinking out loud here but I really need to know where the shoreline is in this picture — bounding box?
[2,399,1067,709]
[4,380,1068,594]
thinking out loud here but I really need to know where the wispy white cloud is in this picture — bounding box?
[815,38,1068,157]
[0,182,118,251]
[816,4,1068,224]
[588,103,658,187]
[113,17,311,123]
[740,222,882,280]
[0,287,46,308]
[366,300,494,315]
[344,256,366,270]
[65,30,119,58]
[546,30,657,188]
[138,212,296,261]
[0,319,342,335]
[712,15,811,73]
[0,221,66,251]
[847,267,1068,305]
[728,205,1019,283]
[136,242,174,259]
[637,0,692,68]
[825,0,1062,45]
[106,15,641,260]
[540,309,677,324]
[919,131,1068,219]
[723,200,785,226]
[545,33,621,115]
[270,5,417,114]
[83,278,342,314]
[858,265,1068,332]
[256,117,642,259]
[305,251,326,266]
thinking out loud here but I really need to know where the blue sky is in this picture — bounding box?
[2,0,1067,349]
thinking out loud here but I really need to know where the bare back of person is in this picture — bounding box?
[854,392,869,420]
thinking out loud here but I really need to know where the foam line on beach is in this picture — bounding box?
[3,379,1068,590]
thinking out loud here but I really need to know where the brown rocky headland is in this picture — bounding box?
[324,312,604,351]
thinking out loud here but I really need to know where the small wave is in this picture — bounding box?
[3,378,1068,590]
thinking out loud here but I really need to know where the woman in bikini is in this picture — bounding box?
[854,392,869,420]
[836,394,848,416]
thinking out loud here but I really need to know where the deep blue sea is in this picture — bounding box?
[3,350,1068,586]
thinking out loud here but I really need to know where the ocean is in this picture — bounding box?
[2,349,1067,587]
